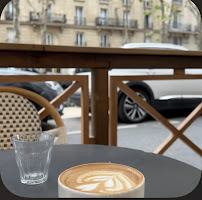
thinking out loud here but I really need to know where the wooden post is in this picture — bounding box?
[81,77,90,144]
[91,69,109,145]
[109,77,118,146]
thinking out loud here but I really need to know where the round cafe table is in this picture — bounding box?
[0,144,201,198]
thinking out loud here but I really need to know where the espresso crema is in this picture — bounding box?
[59,163,143,194]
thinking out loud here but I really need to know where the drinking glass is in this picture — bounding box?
[12,132,55,185]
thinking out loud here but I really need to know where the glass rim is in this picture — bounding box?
[11,131,55,143]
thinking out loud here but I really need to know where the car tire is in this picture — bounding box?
[118,88,150,123]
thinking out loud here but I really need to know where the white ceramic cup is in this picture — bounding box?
[58,163,145,198]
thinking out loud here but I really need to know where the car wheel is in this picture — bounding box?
[118,88,150,123]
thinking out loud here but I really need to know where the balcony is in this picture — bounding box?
[30,12,40,21]
[95,17,138,29]
[144,22,153,29]
[173,0,182,3]
[75,41,87,46]
[30,12,67,24]
[173,0,183,9]
[74,17,86,26]
[123,0,132,6]
[99,0,109,4]
[194,25,200,32]
[170,23,192,32]
[48,13,67,23]
[100,42,110,47]
[5,11,13,21]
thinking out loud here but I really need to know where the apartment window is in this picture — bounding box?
[45,33,53,45]
[123,0,131,5]
[144,0,151,8]
[76,32,85,46]
[145,36,151,43]
[145,14,152,29]
[172,11,181,29]
[5,1,13,20]
[7,28,14,43]
[47,4,52,22]
[75,7,84,25]
[173,36,182,45]
[123,11,130,27]
[100,9,107,25]
[101,34,109,47]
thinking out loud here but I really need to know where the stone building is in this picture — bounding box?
[0,0,201,72]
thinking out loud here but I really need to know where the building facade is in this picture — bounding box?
[0,0,201,72]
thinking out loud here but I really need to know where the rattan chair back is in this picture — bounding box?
[0,86,67,150]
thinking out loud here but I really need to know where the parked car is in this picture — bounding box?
[0,68,64,118]
[21,68,72,89]
[70,43,202,123]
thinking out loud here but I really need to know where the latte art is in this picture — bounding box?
[59,163,143,195]
[75,171,136,193]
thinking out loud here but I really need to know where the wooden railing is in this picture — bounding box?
[0,43,202,156]
[109,75,202,157]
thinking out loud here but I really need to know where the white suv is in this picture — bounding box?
[71,43,202,123]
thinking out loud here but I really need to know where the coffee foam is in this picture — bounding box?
[60,163,143,194]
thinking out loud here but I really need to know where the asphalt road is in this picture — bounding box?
[46,107,202,170]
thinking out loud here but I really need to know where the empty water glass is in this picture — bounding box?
[12,132,55,185]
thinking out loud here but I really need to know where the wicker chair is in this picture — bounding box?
[0,86,68,150]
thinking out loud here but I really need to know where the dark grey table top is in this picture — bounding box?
[0,144,201,198]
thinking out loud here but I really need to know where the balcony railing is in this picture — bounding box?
[170,23,192,32]
[95,17,138,28]
[30,12,67,24]
[194,25,200,32]
[74,17,86,25]
[5,11,13,21]
[99,0,109,3]
[123,0,132,6]
[100,42,110,47]
[75,41,87,46]
[173,0,182,3]
[30,12,40,21]
[144,22,153,29]
[48,13,67,23]
[0,43,201,158]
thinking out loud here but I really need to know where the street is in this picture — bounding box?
[47,106,202,170]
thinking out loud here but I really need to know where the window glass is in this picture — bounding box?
[45,32,52,45]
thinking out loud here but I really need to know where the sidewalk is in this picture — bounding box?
[61,107,81,119]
